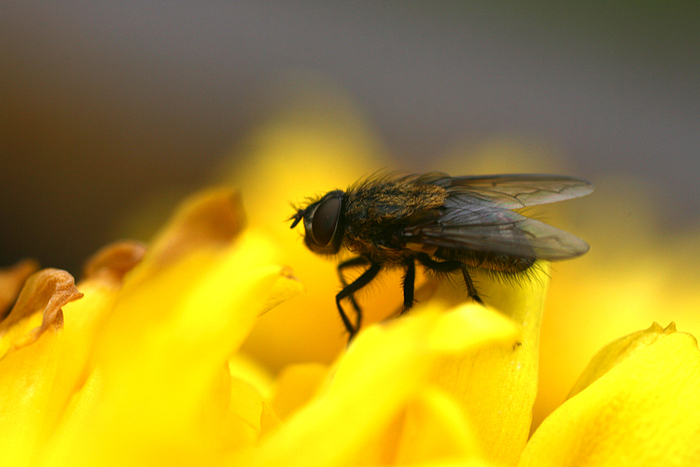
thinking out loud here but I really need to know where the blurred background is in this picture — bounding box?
[2,1,699,428]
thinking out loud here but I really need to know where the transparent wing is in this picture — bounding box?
[402,204,589,260]
[426,174,594,209]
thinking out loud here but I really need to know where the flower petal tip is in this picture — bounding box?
[149,188,247,265]
[258,266,305,315]
[427,303,520,354]
[81,241,147,286]
[568,321,688,399]
[0,269,83,352]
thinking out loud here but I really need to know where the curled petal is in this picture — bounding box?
[0,269,82,465]
[0,269,82,354]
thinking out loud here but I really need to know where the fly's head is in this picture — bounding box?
[289,190,345,256]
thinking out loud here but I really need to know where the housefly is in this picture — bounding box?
[289,173,593,340]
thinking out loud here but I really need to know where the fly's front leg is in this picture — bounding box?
[337,256,371,330]
[416,253,483,304]
[400,259,416,314]
[336,261,381,341]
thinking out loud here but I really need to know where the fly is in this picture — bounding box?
[289,173,593,340]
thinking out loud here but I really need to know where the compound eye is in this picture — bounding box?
[311,195,341,246]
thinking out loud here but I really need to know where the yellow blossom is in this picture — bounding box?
[0,189,302,467]
[2,103,700,466]
[2,180,700,466]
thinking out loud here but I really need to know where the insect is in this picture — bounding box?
[289,173,593,340]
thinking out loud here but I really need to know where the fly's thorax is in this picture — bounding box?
[344,179,447,223]
[340,178,448,260]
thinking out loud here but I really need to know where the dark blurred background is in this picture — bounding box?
[1,1,698,275]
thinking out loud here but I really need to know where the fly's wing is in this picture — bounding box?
[425,174,594,209]
[402,204,589,260]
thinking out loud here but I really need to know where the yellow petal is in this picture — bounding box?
[271,362,328,420]
[32,242,148,441]
[223,103,398,372]
[225,356,278,446]
[35,281,120,447]
[0,249,144,466]
[426,301,521,353]
[0,322,62,467]
[520,324,700,466]
[228,353,274,400]
[0,269,83,467]
[393,386,484,465]
[36,190,302,466]
[429,265,549,466]
[221,376,267,449]
[233,301,518,467]
[568,322,676,398]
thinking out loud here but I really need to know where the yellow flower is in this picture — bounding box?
[2,99,699,466]
[0,189,302,467]
[2,184,699,467]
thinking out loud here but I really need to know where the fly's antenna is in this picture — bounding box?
[289,210,303,229]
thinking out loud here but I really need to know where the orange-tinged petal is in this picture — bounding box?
[0,269,83,355]
[0,269,83,467]
[520,325,700,467]
[81,241,146,286]
[147,188,246,267]
[0,258,40,319]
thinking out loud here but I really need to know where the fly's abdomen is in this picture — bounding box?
[436,248,535,274]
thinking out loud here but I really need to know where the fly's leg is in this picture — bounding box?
[336,261,381,341]
[460,265,484,304]
[400,259,416,314]
[416,253,484,304]
[337,256,371,330]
